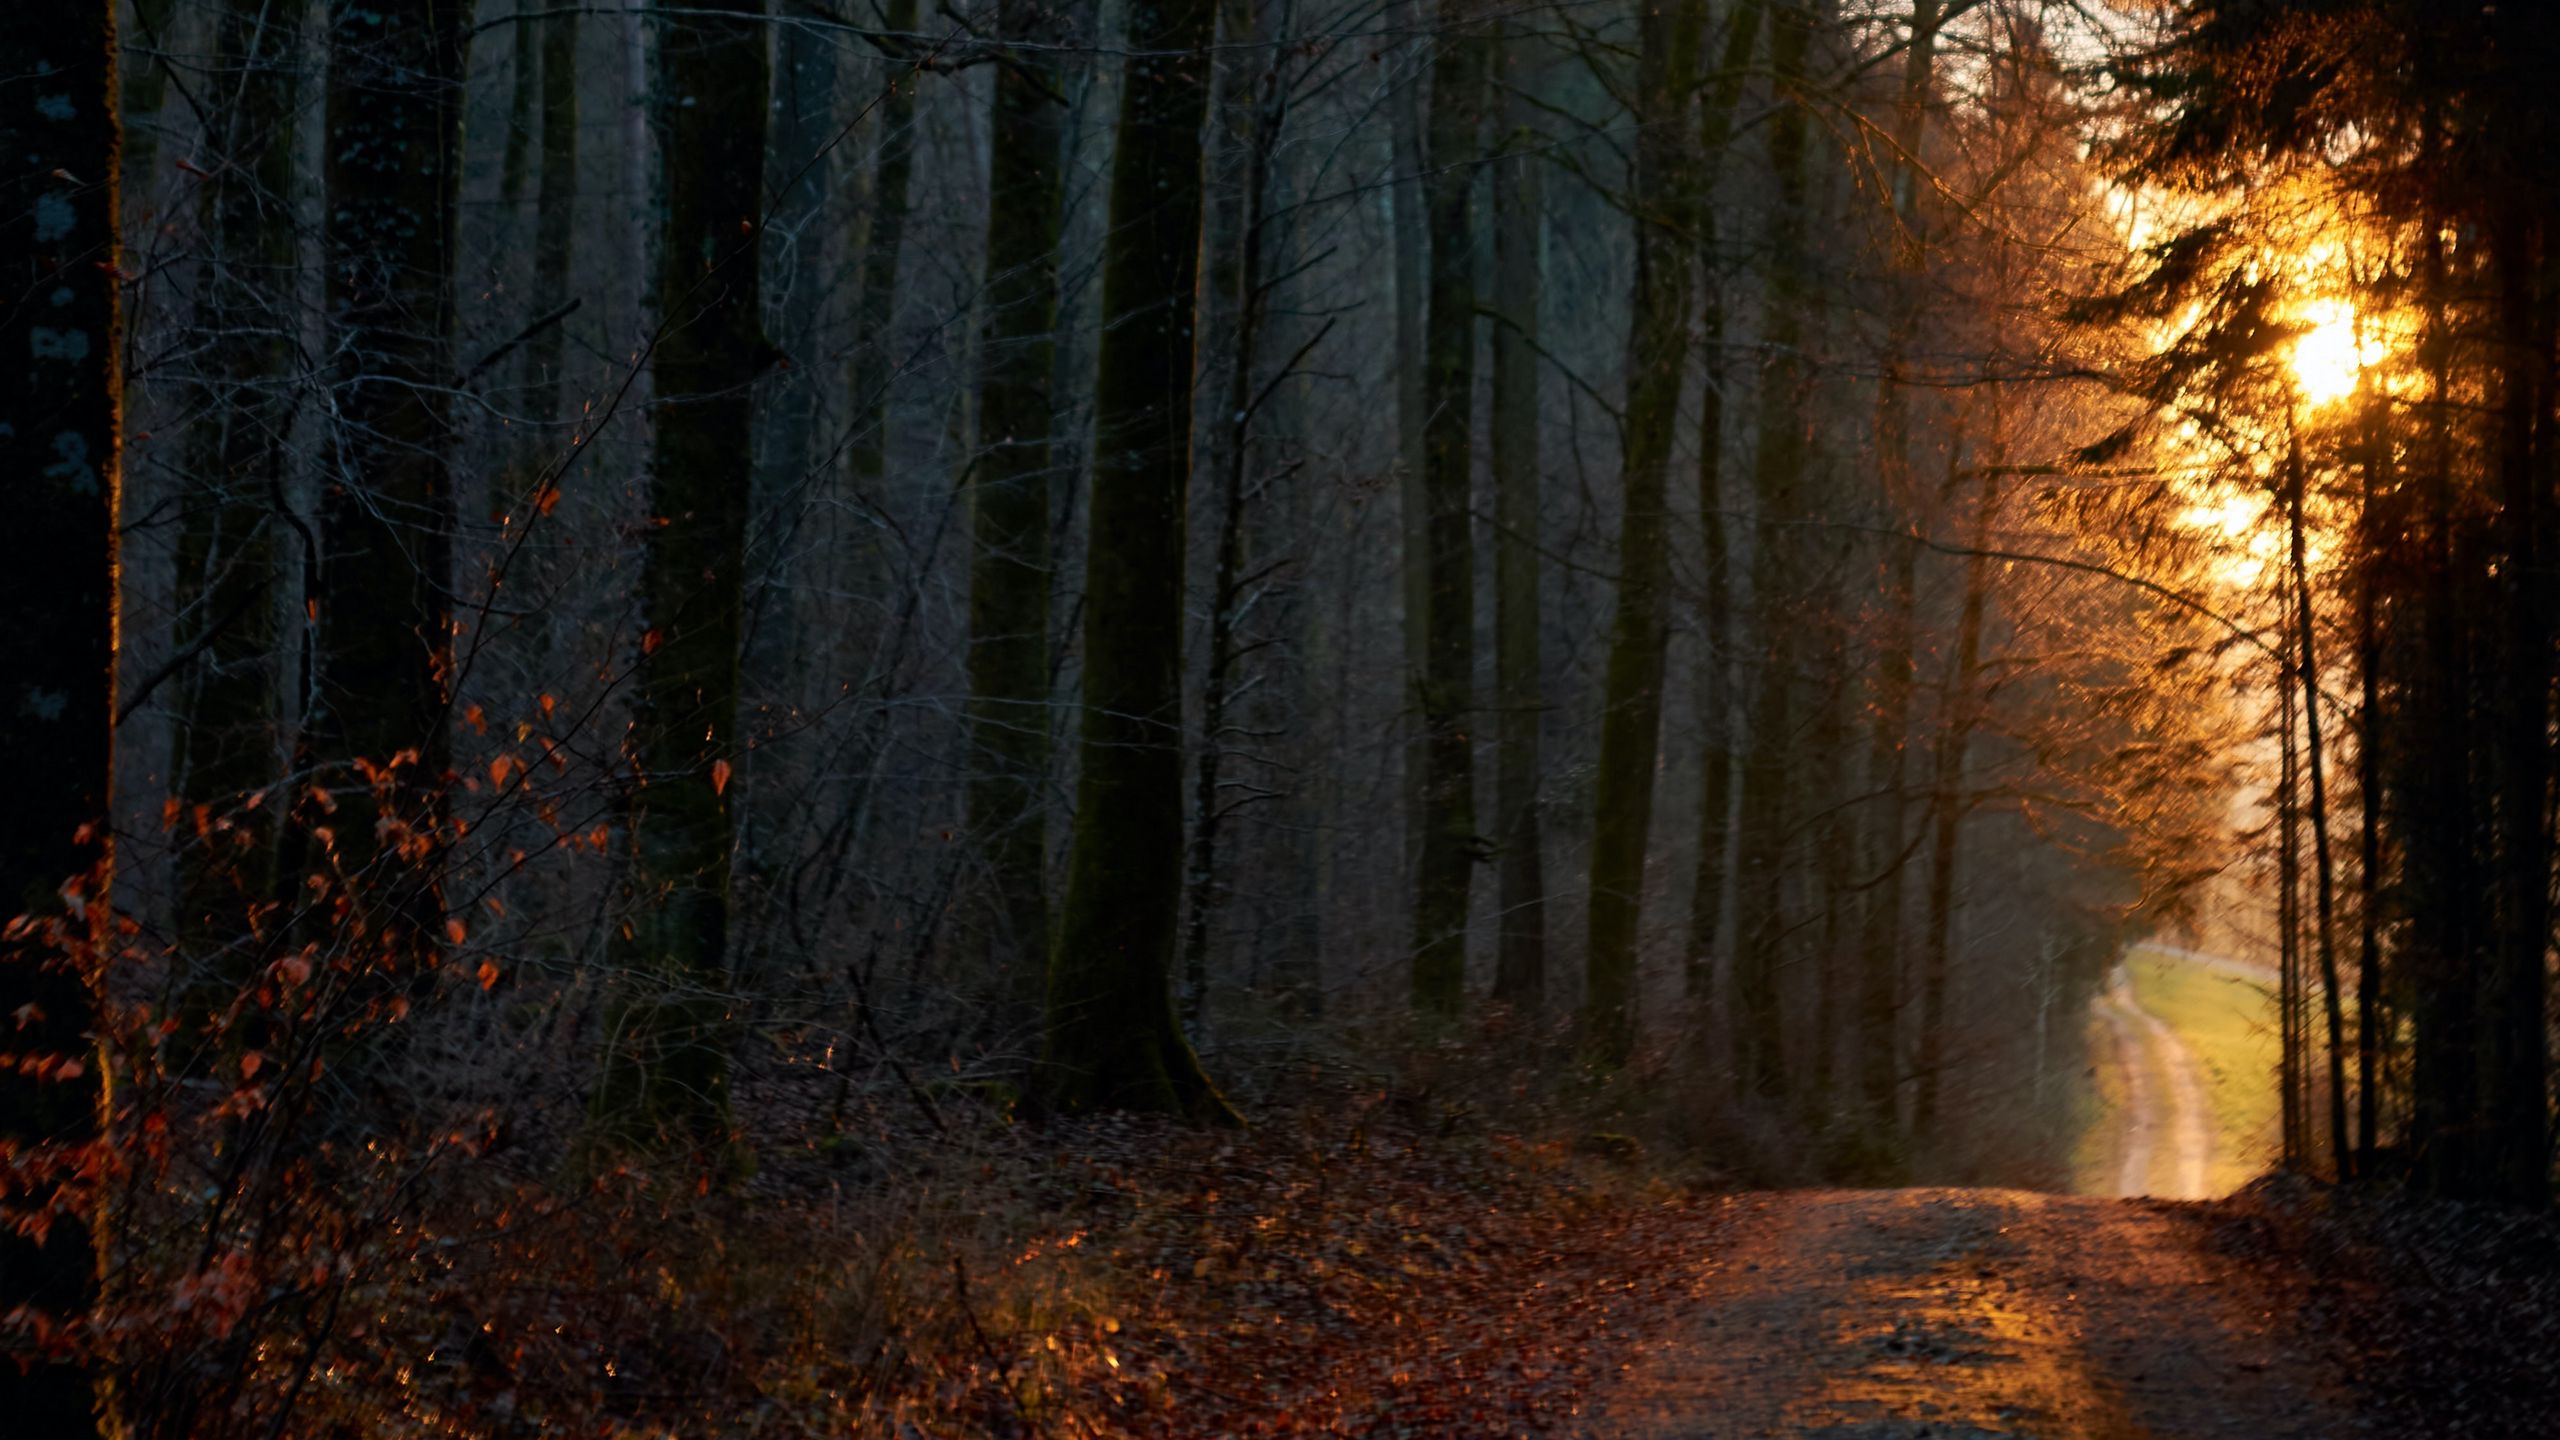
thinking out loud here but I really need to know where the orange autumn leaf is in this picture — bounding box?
[711,758,732,797]
[445,918,468,945]
[477,961,501,992]
[489,755,516,788]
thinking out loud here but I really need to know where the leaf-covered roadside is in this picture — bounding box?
[321,1052,1742,1440]
[2198,1175,2560,1440]
[921,1094,1729,1438]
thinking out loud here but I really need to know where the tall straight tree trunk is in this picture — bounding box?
[1489,37,1546,1012]
[967,0,1069,1025]
[2354,389,2387,1170]
[174,0,299,1002]
[1683,0,1765,1007]
[2405,174,2479,1196]
[1851,0,1940,1153]
[2482,209,2551,1206]
[1044,0,1230,1120]
[594,0,767,1149]
[753,22,836,511]
[1731,0,1814,1099]
[1409,0,1487,1014]
[0,8,118,1429]
[1583,0,1701,1063]
[847,0,921,498]
[2287,435,2351,1177]
[313,0,470,998]
[1912,457,1991,1146]
[2278,627,2305,1165]
[529,5,577,402]
[1389,14,1431,901]
[1179,0,1295,1025]
[739,8,831,918]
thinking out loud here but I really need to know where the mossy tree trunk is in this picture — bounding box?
[0,5,118,1429]
[1043,0,1230,1120]
[594,0,767,1150]
[967,0,1069,1029]
[313,0,471,999]
[1410,0,1487,1015]
[1583,0,1702,1064]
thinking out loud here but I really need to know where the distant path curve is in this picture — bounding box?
[2119,975,2213,1199]
[2093,962,2216,1199]
[2125,940,2277,988]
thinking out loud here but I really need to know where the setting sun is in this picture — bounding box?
[2290,300,2368,407]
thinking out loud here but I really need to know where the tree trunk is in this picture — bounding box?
[2278,622,2304,1166]
[2483,209,2550,1205]
[2287,435,2351,1177]
[2404,175,2479,1196]
[2354,392,2386,1171]
[1489,34,1546,1012]
[1179,0,1282,1026]
[1731,0,1814,1100]
[968,0,1069,1026]
[0,8,118,1429]
[529,5,577,406]
[312,0,470,1002]
[1409,0,1487,1015]
[1584,0,1702,1063]
[1851,0,1941,1156]
[593,0,767,1150]
[847,0,921,499]
[173,0,298,1010]
[1681,0,1763,1009]
[1913,458,1991,1146]
[1389,12,1431,905]
[1044,0,1231,1120]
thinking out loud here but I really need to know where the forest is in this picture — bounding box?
[8,0,2560,1435]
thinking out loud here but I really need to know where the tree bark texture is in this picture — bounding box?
[1044,0,1230,1119]
[593,0,767,1149]
[0,6,119,1428]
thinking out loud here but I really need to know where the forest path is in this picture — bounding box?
[2093,966,2215,1198]
[1586,1188,2363,1439]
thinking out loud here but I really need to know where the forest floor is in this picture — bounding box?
[549,1030,2559,1439]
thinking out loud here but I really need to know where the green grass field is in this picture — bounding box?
[2122,947,2284,1196]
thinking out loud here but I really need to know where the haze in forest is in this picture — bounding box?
[8,0,2560,1434]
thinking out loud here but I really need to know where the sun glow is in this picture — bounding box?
[2289,299,2371,408]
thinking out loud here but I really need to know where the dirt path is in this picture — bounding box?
[2092,966,2215,1199]
[2090,986,2160,1197]
[1588,1188,2361,1438]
